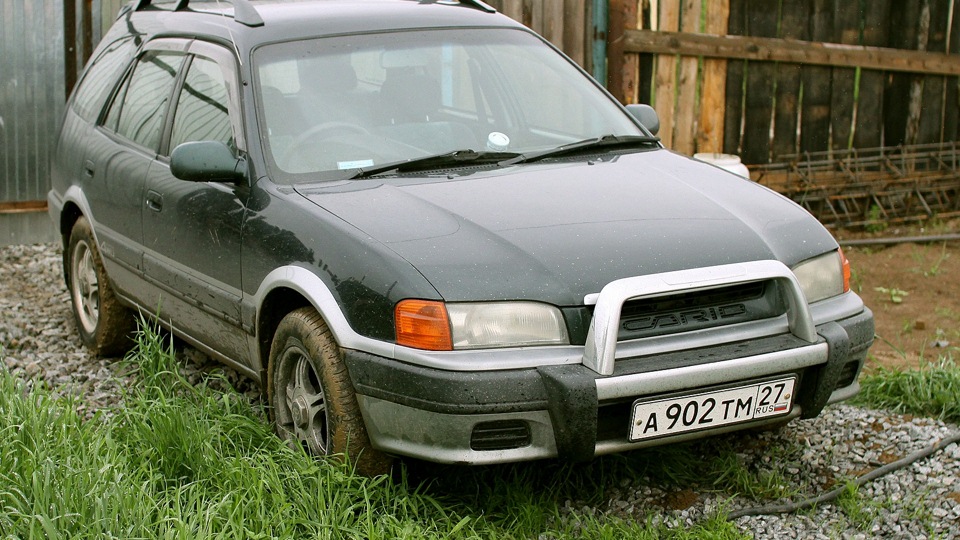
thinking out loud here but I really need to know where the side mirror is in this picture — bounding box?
[170,141,246,183]
[625,104,660,136]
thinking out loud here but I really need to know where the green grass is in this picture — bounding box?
[5,321,958,539]
[854,356,960,423]
[0,321,751,539]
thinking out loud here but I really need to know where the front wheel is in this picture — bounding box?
[267,307,391,476]
[67,217,134,356]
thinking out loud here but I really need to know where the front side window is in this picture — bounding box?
[104,51,186,151]
[170,56,233,150]
[254,28,642,181]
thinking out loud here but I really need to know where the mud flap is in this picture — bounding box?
[538,364,598,462]
[799,322,850,418]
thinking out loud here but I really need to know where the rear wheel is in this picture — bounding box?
[67,217,135,356]
[268,307,392,475]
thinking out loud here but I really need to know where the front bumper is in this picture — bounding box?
[346,260,874,465]
[346,307,873,465]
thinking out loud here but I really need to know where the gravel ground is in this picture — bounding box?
[2,242,959,538]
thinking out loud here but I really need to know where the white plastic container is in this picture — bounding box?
[693,152,751,178]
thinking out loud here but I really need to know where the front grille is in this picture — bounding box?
[617,281,782,341]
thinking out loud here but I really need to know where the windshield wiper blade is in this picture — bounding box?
[499,134,660,166]
[349,149,520,179]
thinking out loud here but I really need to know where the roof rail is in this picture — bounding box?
[458,0,497,13]
[130,0,265,27]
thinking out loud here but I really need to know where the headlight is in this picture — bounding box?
[447,302,569,349]
[395,300,569,351]
[791,250,850,304]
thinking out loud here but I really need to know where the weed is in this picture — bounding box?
[854,355,960,422]
[911,242,950,277]
[874,286,909,304]
[865,205,888,233]
[836,482,877,531]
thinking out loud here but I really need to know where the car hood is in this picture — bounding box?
[294,150,837,305]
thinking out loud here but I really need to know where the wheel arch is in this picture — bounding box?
[252,266,399,380]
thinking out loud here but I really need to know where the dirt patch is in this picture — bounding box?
[836,225,960,371]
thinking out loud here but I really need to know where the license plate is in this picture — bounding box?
[629,377,796,442]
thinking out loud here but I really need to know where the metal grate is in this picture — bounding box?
[752,143,960,230]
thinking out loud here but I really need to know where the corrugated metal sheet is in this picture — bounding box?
[0,0,66,204]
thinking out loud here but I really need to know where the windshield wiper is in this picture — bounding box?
[499,134,660,166]
[348,149,520,179]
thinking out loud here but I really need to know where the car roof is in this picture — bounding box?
[124,0,525,53]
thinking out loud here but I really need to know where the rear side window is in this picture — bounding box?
[103,51,186,151]
[71,37,137,122]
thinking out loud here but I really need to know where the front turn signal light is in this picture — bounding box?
[839,248,851,293]
[395,299,453,351]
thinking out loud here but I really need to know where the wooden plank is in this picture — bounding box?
[541,0,565,50]
[620,30,960,76]
[905,3,933,146]
[654,0,680,148]
[638,1,655,106]
[501,0,523,22]
[771,0,806,159]
[562,0,586,68]
[853,0,891,149]
[829,0,860,152]
[607,0,628,102]
[741,0,778,164]
[672,0,701,155]
[619,0,640,103]
[946,0,960,142]
[0,200,47,214]
[883,2,922,146]
[722,0,746,155]
[918,0,951,144]
[799,0,830,154]
[697,0,729,153]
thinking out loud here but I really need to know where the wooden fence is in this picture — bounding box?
[611,0,960,165]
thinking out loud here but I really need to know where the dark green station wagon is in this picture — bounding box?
[49,0,873,474]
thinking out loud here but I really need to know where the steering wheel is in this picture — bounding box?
[280,121,371,171]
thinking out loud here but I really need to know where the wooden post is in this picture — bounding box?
[654,0,680,148]
[671,0,701,154]
[696,0,729,154]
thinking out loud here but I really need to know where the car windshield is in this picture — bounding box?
[254,27,646,182]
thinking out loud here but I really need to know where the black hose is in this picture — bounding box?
[728,431,960,519]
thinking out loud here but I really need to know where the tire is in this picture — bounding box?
[268,307,392,476]
[67,217,135,356]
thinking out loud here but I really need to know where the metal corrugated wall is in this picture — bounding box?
[0,0,66,205]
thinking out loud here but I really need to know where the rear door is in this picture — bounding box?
[86,41,188,294]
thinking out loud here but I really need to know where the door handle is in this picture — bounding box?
[145,190,163,212]
[83,160,95,177]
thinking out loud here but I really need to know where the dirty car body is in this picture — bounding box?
[49,0,873,470]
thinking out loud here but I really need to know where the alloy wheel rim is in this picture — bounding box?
[71,240,100,334]
[276,345,329,454]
